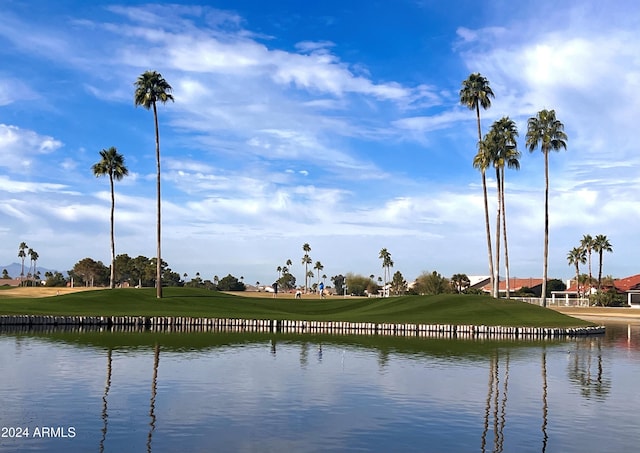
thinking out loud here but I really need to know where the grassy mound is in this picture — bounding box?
[0,287,593,328]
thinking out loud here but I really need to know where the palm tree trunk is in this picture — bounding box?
[481,171,495,297]
[597,252,603,290]
[542,150,549,307]
[501,169,511,299]
[587,252,592,295]
[153,102,162,299]
[109,173,116,289]
[575,264,580,299]
[28,259,34,286]
[475,104,482,144]
[494,167,501,299]
[477,107,494,297]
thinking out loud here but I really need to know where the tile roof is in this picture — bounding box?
[482,278,544,292]
[557,274,640,293]
[614,274,640,292]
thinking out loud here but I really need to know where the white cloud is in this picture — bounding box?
[0,176,72,194]
[294,40,335,53]
[0,125,63,173]
[0,77,37,105]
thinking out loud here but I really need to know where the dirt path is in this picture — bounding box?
[552,306,640,322]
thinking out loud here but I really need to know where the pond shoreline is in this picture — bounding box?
[0,314,604,338]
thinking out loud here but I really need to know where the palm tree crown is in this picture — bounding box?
[134,71,174,109]
[526,109,568,155]
[92,147,129,184]
[460,73,495,140]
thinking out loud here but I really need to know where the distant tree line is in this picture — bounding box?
[64,254,246,291]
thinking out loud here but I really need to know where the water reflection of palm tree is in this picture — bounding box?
[568,339,611,399]
[497,352,509,452]
[299,342,309,367]
[147,343,160,453]
[481,351,510,453]
[492,357,499,451]
[541,349,548,453]
[481,353,495,453]
[99,348,112,453]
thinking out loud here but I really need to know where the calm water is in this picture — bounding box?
[0,322,639,453]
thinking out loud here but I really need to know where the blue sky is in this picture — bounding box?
[1,0,638,286]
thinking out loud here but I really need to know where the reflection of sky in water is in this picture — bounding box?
[0,325,639,452]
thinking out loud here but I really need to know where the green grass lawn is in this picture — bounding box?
[0,287,594,328]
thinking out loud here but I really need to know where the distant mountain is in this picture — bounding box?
[0,262,67,279]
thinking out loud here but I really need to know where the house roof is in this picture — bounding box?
[562,274,640,293]
[613,274,640,292]
[468,276,491,289]
[481,278,544,292]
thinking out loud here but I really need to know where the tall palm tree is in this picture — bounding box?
[92,146,129,289]
[314,261,323,287]
[29,249,39,286]
[487,117,520,299]
[579,234,594,295]
[26,247,34,283]
[301,243,311,293]
[461,73,495,297]
[378,248,394,296]
[593,234,613,290]
[18,242,28,286]
[479,131,503,298]
[526,109,568,307]
[134,70,174,299]
[500,141,520,300]
[567,247,587,298]
[472,145,495,297]
[378,248,388,284]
